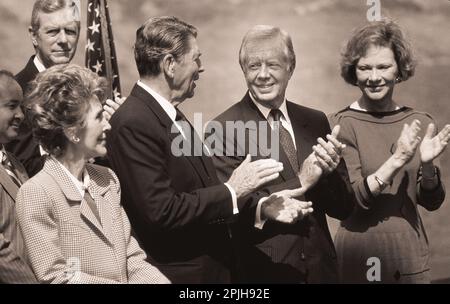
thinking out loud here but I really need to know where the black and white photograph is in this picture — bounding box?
[0,0,449,290]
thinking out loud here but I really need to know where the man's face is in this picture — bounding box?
[171,36,204,102]
[31,7,80,68]
[0,78,24,144]
[242,37,293,109]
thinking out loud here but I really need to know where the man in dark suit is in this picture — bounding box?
[8,0,120,176]
[208,25,356,283]
[0,70,37,283]
[106,16,313,283]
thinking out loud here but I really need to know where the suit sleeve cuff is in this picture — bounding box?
[224,183,239,215]
[254,196,268,230]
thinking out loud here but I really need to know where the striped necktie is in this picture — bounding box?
[270,109,299,172]
[1,152,22,188]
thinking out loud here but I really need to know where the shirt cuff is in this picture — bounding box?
[39,145,48,156]
[254,196,268,230]
[224,183,239,215]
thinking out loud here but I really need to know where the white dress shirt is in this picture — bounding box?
[33,56,50,157]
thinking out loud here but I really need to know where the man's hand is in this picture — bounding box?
[298,125,345,190]
[420,123,450,164]
[227,155,284,198]
[103,96,126,121]
[261,188,313,224]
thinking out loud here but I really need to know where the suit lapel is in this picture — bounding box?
[86,165,114,245]
[43,158,114,245]
[132,84,212,186]
[287,101,313,165]
[8,152,29,184]
[0,164,19,201]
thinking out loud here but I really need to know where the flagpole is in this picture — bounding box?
[98,0,113,99]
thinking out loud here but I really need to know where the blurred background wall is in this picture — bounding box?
[1,0,449,282]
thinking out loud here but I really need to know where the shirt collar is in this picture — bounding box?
[51,156,90,196]
[137,80,177,122]
[0,145,6,161]
[248,92,291,124]
[33,56,46,73]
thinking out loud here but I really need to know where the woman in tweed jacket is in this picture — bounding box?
[16,64,170,284]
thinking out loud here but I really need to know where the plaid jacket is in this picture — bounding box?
[16,157,170,284]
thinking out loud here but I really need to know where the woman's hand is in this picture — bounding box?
[420,123,450,164]
[393,119,421,167]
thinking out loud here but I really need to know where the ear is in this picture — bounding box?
[161,54,176,79]
[28,26,38,47]
[63,127,80,144]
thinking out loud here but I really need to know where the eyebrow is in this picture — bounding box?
[95,108,104,119]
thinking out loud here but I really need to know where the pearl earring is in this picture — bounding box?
[73,137,80,143]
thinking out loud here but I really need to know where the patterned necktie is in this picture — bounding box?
[270,109,299,172]
[1,152,22,188]
[84,190,102,226]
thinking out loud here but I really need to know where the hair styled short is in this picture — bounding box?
[30,0,80,33]
[134,16,197,77]
[340,19,416,86]
[26,64,107,157]
[239,25,296,74]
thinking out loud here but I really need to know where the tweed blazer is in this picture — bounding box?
[16,157,170,284]
[0,151,37,283]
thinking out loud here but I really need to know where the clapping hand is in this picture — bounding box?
[420,123,450,164]
[298,125,345,191]
[392,119,422,166]
[227,155,284,198]
[261,187,313,224]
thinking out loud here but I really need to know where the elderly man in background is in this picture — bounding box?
[209,25,356,283]
[7,0,121,177]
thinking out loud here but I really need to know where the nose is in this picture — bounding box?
[257,64,270,79]
[368,68,381,82]
[57,30,68,44]
[103,119,111,132]
[15,106,25,121]
[198,60,205,74]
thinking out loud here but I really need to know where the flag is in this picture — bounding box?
[85,0,121,100]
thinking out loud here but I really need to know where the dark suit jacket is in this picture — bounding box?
[6,56,44,177]
[209,93,356,283]
[106,84,247,283]
[0,151,37,283]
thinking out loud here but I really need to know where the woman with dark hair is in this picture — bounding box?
[330,20,450,283]
[16,64,170,284]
